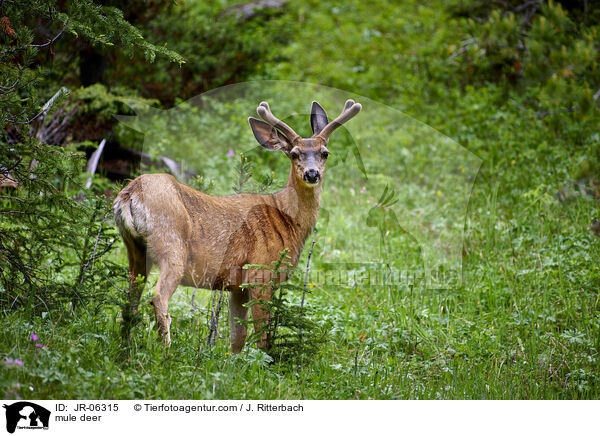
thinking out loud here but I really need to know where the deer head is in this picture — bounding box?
[248,99,362,187]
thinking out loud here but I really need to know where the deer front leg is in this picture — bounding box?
[150,259,184,347]
[229,288,250,353]
[250,286,273,350]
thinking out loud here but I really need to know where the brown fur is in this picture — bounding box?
[114,100,361,352]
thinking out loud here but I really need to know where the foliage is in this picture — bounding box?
[240,250,330,366]
[0,0,183,129]
[109,0,291,103]
[0,0,176,315]
[0,137,124,312]
[231,152,275,194]
[446,0,600,117]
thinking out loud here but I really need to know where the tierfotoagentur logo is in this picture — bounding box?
[2,402,50,433]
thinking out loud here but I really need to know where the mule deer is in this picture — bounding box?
[113,99,362,352]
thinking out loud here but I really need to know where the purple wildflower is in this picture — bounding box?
[35,343,43,348]
[14,359,23,365]
[31,333,39,341]
[228,149,235,157]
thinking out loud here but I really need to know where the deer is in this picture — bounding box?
[113,99,362,352]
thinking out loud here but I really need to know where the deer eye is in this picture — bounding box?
[321,151,330,159]
[290,150,299,159]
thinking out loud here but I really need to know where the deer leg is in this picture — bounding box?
[150,258,184,347]
[121,241,148,341]
[250,286,273,350]
[229,287,250,353]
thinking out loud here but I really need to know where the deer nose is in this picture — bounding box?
[304,169,320,184]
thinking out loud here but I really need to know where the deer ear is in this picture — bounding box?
[248,117,291,151]
[310,101,329,135]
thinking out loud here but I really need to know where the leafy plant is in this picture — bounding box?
[241,250,330,366]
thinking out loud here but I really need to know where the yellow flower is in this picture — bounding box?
[309,282,315,289]
[436,190,442,197]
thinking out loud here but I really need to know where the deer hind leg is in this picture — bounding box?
[229,287,250,353]
[121,240,148,341]
[150,256,185,347]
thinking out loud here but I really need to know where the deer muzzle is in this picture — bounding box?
[304,169,320,184]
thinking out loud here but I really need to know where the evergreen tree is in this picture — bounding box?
[0,0,182,313]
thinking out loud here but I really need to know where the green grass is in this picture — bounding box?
[2,0,600,399]
[3,184,599,399]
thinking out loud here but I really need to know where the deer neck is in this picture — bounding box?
[274,166,322,235]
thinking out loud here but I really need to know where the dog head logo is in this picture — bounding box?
[3,402,50,433]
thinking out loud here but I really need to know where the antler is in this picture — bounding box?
[256,102,300,142]
[316,99,362,141]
